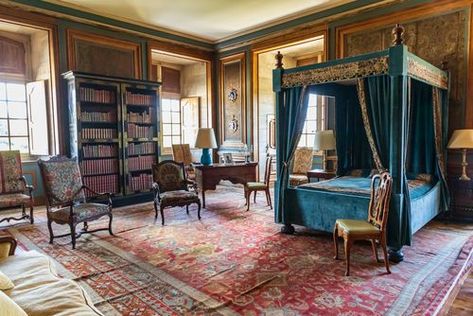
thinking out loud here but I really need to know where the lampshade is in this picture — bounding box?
[314,130,336,150]
[447,129,473,149]
[195,128,218,149]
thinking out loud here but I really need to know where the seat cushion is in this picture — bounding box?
[160,190,199,207]
[289,174,309,186]
[49,203,110,223]
[246,182,267,190]
[0,290,27,316]
[0,269,14,290]
[336,219,380,235]
[0,193,31,208]
[0,251,102,315]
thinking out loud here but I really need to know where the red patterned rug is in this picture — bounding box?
[2,186,473,315]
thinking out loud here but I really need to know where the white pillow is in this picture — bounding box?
[0,270,14,290]
[0,290,27,316]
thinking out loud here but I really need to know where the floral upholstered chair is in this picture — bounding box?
[289,147,314,186]
[152,160,201,225]
[0,151,34,224]
[38,156,113,249]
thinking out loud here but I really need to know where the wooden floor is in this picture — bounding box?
[447,269,473,315]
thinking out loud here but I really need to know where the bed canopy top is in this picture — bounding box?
[272,25,450,260]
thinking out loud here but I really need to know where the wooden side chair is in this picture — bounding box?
[152,160,201,225]
[333,172,393,276]
[38,156,113,249]
[244,155,273,211]
[0,151,34,224]
[289,147,313,186]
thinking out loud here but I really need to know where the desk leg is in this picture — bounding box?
[202,190,206,208]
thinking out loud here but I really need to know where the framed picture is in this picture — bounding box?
[224,153,233,164]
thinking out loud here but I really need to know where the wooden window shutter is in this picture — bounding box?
[162,66,180,94]
[0,36,26,75]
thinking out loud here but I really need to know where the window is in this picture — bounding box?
[161,96,181,148]
[0,81,29,153]
[299,94,327,148]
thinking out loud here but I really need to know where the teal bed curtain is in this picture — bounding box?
[275,86,309,224]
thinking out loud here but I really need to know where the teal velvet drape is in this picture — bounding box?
[275,86,309,224]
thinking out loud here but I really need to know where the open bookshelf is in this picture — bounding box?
[64,71,161,203]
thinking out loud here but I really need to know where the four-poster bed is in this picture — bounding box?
[272,25,450,262]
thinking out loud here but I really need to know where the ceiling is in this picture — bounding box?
[45,0,354,42]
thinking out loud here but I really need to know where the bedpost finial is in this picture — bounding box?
[275,51,284,69]
[392,24,405,46]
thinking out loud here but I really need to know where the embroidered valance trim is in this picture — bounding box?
[281,57,389,88]
[407,57,448,89]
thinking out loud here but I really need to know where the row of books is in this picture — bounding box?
[81,128,117,139]
[81,111,116,123]
[130,173,153,192]
[125,91,153,106]
[83,144,117,158]
[80,159,118,175]
[128,124,153,138]
[83,174,119,197]
[127,110,153,123]
[80,87,115,104]
[128,155,155,171]
[128,142,155,156]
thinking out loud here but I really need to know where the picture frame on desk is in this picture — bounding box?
[223,153,233,164]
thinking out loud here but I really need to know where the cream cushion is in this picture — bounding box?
[0,269,14,290]
[0,250,102,316]
[0,290,27,316]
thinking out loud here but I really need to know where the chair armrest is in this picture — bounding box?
[152,182,160,198]
[0,236,17,258]
[82,185,112,205]
[19,176,34,195]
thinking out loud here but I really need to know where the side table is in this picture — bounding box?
[307,169,336,182]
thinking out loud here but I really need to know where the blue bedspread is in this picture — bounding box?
[299,176,434,199]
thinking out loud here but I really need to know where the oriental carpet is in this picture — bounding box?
[3,186,473,315]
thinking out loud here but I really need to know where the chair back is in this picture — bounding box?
[38,156,85,207]
[152,160,188,193]
[367,172,393,231]
[0,150,25,194]
[292,147,313,174]
[172,144,193,165]
[263,155,273,186]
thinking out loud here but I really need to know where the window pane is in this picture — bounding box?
[10,137,29,152]
[307,134,315,147]
[0,102,7,118]
[162,123,172,135]
[171,99,180,108]
[6,83,26,101]
[163,136,172,148]
[8,102,27,119]
[161,99,171,112]
[171,112,180,124]
[10,120,28,136]
[0,83,5,100]
[0,120,8,136]
[0,137,8,150]
[172,124,180,135]
[307,107,316,119]
[306,120,317,134]
[172,136,180,144]
[162,111,171,123]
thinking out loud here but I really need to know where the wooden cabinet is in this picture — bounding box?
[448,177,473,221]
[63,71,161,204]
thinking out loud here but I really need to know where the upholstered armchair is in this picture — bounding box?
[38,156,113,249]
[152,160,201,225]
[289,147,314,186]
[0,150,34,224]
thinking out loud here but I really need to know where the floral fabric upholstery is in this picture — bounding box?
[153,162,187,192]
[246,182,267,190]
[292,147,313,174]
[289,174,309,186]
[39,158,85,205]
[159,190,199,208]
[0,151,25,194]
[0,194,31,208]
[48,203,110,223]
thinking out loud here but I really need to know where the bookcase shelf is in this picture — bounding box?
[63,71,161,202]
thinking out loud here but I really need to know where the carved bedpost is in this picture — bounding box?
[275,51,284,69]
[391,24,405,46]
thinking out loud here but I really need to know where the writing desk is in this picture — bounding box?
[194,162,257,208]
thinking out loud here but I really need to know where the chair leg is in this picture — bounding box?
[108,214,114,236]
[381,237,391,274]
[333,224,339,260]
[371,239,379,262]
[29,205,34,224]
[83,221,88,231]
[160,206,165,225]
[253,191,257,203]
[244,188,248,206]
[344,238,352,276]
[47,219,54,244]
[246,190,251,212]
[265,189,272,209]
[153,200,158,219]
[186,205,189,215]
[197,201,201,220]
[70,223,77,250]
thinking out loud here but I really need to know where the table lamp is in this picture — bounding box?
[314,130,336,170]
[195,128,218,166]
[447,129,473,181]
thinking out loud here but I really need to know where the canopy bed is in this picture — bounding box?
[272,25,450,262]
